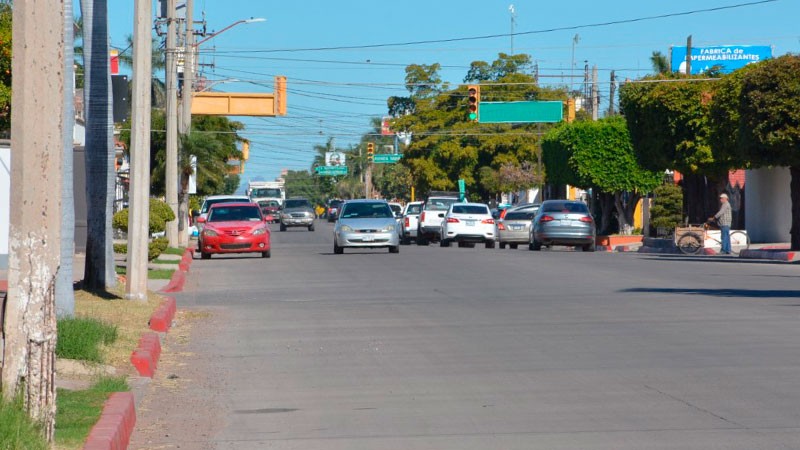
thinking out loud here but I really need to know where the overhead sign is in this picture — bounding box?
[479,101,563,124]
[670,45,772,75]
[373,154,402,164]
[325,151,346,166]
[315,166,347,176]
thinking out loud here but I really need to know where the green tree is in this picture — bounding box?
[650,51,670,74]
[649,183,684,233]
[542,117,661,233]
[0,3,12,135]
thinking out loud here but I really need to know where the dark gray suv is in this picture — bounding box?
[279,198,316,231]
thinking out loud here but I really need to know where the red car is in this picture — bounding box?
[258,199,281,223]
[196,202,271,259]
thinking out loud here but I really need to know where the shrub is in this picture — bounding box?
[112,198,176,234]
[650,183,684,232]
[149,237,169,261]
[56,316,118,363]
[113,243,127,254]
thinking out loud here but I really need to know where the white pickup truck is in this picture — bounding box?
[416,193,460,245]
[400,201,423,245]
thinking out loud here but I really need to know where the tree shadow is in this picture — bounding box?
[73,281,123,299]
[621,287,800,299]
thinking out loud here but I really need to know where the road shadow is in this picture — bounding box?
[621,287,800,299]
[637,255,799,265]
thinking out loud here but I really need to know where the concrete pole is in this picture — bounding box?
[591,65,599,121]
[3,0,65,438]
[178,0,194,247]
[165,0,179,246]
[126,0,153,300]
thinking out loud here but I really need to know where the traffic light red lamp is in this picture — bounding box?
[367,142,374,163]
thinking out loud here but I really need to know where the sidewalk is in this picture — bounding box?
[636,238,797,262]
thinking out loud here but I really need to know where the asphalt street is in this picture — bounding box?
[153,219,800,449]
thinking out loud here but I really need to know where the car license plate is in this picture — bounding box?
[511,225,523,230]
[465,220,475,226]
[361,234,374,242]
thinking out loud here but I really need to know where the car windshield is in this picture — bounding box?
[340,203,393,219]
[258,200,280,208]
[542,201,590,213]
[406,204,422,215]
[390,204,402,214]
[250,188,282,198]
[504,211,536,220]
[451,205,489,215]
[329,200,343,208]
[284,199,311,209]
[425,198,458,211]
[208,206,262,222]
[201,197,248,213]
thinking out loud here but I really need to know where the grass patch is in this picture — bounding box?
[162,247,186,256]
[115,266,176,280]
[55,377,129,449]
[0,396,49,450]
[56,317,118,363]
[151,258,180,265]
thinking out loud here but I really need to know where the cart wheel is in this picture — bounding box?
[677,232,704,255]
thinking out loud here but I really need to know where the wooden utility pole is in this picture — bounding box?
[165,0,179,246]
[178,0,195,247]
[3,0,67,439]
[126,0,153,300]
[608,70,616,116]
[685,35,692,75]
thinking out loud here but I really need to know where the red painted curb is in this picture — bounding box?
[130,332,162,378]
[740,249,798,262]
[82,392,136,450]
[149,297,177,332]
[159,270,186,293]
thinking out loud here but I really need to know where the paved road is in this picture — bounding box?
[137,219,800,449]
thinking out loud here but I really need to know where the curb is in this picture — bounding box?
[130,332,162,378]
[82,392,136,450]
[158,249,193,293]
[149,297,177,332]
[739,248,798,262]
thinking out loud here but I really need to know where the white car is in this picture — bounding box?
[440,202,496,248]
[195,194,250,234]
[400,201,423,245]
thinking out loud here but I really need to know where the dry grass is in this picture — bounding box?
[74,286,164,374]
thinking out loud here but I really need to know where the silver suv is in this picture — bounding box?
[279,198,316,231]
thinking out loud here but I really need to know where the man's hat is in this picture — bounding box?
[719,193,728,199]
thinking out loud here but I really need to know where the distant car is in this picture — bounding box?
[508,203,540,214]
[497,209,537,249]
[196,194,250,234]
[529,200,596,252]
[257,199,281,223]
[417,194,459,245]
[280,198,316,231]
[197,202,271,259]
[400,201,423,245]
[333,200,400,254]
[440,202,496,249]
[326,199,344,222]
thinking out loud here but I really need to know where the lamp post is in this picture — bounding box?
[195,17,266,47]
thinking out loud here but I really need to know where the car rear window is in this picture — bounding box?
[341,203,393,219]
[406,204,422,215]
[451,205,489,215]
[425,198,458,211]
[208,206,262,222]
[542,202,589,213]
[285,199,311,208]
[504,211,536,220]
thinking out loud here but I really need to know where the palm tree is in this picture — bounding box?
[650,51,670,74]
[80,0,116,291]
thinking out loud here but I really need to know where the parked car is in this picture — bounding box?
[417,193,460,245]
[195,194,250,234]
[333,200,400,254]
[400,201,423,245]
[440,202,496,249]
[257,199,281,223]
[529,200,596,252]
[196,202,271,259]
[280,198,316,231]
[497,209,537,249]
[326,199,344,222]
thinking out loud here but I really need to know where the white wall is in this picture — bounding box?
[745,167,792,243]
[0,144,9,268]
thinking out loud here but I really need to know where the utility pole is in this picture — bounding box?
[126,0,153,300]
[685,35,692,75]
[608,70,616,116]
[3,0,65,438]
[583,61,590,118]
[570,34,580,93]
[178,0,194,247]
[591,65,599,121]
[508,4,516,55]
[164,0,179,246]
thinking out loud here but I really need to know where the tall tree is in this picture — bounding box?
[650,51,670,74]
[0,3,11,136]
[80,0,116,291]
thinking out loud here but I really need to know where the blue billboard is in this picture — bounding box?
[670,45,772,74]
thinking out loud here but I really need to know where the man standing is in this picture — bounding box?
[711,193,732,254]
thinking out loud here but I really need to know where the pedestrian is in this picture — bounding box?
[710,193,732,254]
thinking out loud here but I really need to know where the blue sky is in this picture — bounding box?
[105,0,799,185]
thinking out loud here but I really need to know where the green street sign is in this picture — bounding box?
[373,154,402,164]
[315,166,347,176]
[479,101,563,124]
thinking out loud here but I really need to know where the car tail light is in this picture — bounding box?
[539,215,555,223]
[420,212,426,222]
[580,216,594,223]
[497,222,506,230]
[482,218,495,224]
[446,217,460,223]
[404,217,410,227]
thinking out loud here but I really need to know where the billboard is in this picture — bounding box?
[671,45,772,75]
[325,151,346,167]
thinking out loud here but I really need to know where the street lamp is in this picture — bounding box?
[195,17,266,47]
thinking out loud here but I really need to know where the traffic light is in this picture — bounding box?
[467,85,480,122]
[367,142,374,163]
